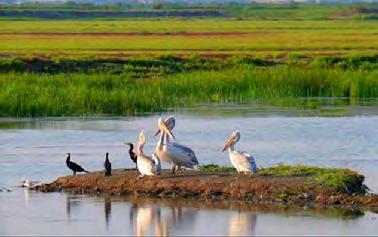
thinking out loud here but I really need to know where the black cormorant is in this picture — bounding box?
[104,152,112,176]
[66,153,89,175]
[125,142,137,168]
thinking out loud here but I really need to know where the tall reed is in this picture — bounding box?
[0,65,376,117]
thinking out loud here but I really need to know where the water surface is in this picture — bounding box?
[1,99,378,235]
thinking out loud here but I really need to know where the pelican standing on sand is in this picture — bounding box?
[222,131,258,174]
[155,117,198,174]
[136,130,161,179]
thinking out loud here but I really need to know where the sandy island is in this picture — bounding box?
[37,167,378,213]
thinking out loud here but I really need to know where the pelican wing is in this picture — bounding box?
[231,151,258,174]
[164,142,198,166]
[242,152,258,174]
[137,155,156,176]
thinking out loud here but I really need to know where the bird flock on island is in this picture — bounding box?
[65,116,259,179]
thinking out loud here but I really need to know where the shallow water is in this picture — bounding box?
[1,99,378,235]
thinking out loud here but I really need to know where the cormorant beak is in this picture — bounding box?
[222,136,235,152]
[159,120,175,140]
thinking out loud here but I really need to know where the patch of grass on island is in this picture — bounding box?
[200,164,368,195]
[199,164,236,172]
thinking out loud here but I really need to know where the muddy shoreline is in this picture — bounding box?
[37,168,378,213]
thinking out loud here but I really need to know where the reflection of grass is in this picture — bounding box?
[281,207,364,220]
[0,64,377,116]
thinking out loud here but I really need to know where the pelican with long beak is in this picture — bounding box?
[136,130,160,179]
[155,117,198,174]
[222,130,258,174]
[153,116,176,168]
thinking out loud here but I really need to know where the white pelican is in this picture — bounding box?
[222,130,258,174]
[153,116,176,168]
[136,130,160,179]
[155,117,198,174]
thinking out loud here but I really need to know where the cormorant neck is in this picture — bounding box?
[128,143,134,153]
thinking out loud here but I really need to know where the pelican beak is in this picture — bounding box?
[159,120,175,140]
[222,136,234,152]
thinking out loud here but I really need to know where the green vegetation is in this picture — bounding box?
[201,164,368,195]
[259,165,367,194]
[0,3,376,20]
[0,3,376,117]
[2,19,377,33]
[0,18,376,59]
[0,55,376,117]
[199,164,236,172]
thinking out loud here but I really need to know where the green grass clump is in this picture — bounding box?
[199,164,236,172]
[201,164,368,195]
[0,56,232,75]
[260,164,368,194]
[311,55,378,70]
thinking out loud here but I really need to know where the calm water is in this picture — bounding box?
[1,99,378,235]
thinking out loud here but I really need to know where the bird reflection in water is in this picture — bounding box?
[104,196,111,230]
[66,195,81,219]
[228,211,257,236]
[130,203,200,236]
[128,205,165,236]
[23,188,30,207]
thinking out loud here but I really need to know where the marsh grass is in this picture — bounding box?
[0,63,377,116]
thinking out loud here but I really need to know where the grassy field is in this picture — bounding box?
[0,19,377,58]
[0,3,376,117]
[1,2,376,20]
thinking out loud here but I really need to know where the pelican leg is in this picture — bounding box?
[135,175,144,181]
